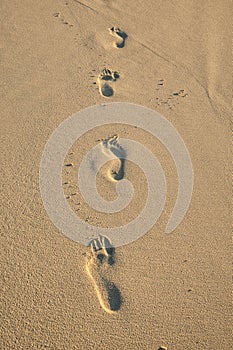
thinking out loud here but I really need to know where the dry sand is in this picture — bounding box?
[0,0,232,349]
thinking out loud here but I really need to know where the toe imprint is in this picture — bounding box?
[97,68,120,97]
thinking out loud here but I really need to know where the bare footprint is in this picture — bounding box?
[102,135,126,180]
[97,68,119,97]
[109,27,128,48]
[86,236,122,314]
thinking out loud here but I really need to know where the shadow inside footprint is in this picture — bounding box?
[102,135,126,180]
[87,236,122,313]
[101,83,114,97]
[104,280,122,312]
[98,69,119,98]
[109,27,128,48]
[113,158,125,181]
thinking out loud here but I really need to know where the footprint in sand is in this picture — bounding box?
[97,68,119,97]
[86,235,122,314]
[102,135,126,180]
[109,27,128,48]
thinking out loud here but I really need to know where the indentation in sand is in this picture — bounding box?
[52,11,73,27]
[86,236,122,314]
[97,68,120,97]
[101,135,126,180]
[109,27,128,48]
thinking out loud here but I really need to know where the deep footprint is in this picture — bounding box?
[86,236,122,314]
[109,27,128,48]
[97,68,119,97]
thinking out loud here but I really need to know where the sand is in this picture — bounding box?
[0,0,232,349]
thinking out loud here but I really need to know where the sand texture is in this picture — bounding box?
[0,0,232,349]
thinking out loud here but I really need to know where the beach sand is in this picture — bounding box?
[0,0,232,349]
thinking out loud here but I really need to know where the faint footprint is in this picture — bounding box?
[109,27,128,48]
[86,236,122,314]
[97,68,119,97]
[102,135,126,180]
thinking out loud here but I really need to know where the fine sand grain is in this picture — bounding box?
[0,0,232,349]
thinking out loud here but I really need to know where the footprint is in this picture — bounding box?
[97,68,119,97]
[102,135,126,180]
[86,236,122,314]
[109,27,128,48]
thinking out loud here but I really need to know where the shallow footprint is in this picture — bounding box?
[109,27,128,48]
[97,68,119,97]
[86,235,122,314]
[102,135,126,180]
